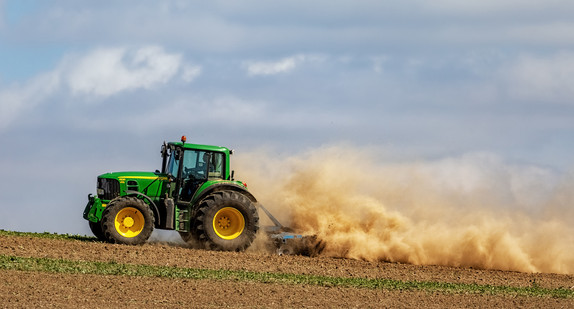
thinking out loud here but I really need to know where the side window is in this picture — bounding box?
[178,150,226,201]
[181,150,203,179]
[179,150,225,180]
[183,150,199,172]
[209,152,224,179]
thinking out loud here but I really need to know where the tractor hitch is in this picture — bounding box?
[259,204,325,256]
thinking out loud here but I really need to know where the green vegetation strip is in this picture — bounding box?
[0,255,571,298]
[0,229,94,242]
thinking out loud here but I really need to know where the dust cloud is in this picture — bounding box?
[234,145,574,274]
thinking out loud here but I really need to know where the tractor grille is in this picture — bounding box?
[97,178,120,201]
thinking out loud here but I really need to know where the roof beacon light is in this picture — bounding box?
[181,135,187,143]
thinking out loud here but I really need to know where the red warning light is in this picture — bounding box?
[181,135,187,143]
[242,182,248,187]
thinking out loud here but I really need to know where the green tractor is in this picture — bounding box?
[83,136,259,251]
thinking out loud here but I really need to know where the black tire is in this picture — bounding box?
[89,220,106,241]
[101,196,154,245]
[190,191,259,251]
[178,230,196,246]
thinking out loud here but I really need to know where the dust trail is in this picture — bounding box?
[235,145,574,274]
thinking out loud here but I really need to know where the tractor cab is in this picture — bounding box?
[162,143,229,202]
[161,140,229,202]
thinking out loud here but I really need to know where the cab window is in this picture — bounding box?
[181,150,224,180]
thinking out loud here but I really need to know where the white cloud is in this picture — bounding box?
[64,46,184,97]
[371,55,389,74]
[245,56,299,76]
[409,152,560,211]
[181,64,202,83]
[244,54,324,76]
[501,52,574,103]
[69,95,269,133]
[0,72,60,129]
[0,45,199,129]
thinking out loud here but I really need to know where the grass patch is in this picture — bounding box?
[0,254,571,298]
[0,229,95,242]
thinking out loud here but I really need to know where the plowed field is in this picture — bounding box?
[0,232,572,308]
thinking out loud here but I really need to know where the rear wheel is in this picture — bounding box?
[101,196,154,245]
[186,191,259,251]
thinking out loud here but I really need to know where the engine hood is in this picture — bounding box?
[98,171,168,181]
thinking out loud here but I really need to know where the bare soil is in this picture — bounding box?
[0,234,572,308]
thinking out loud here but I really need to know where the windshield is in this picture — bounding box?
[166,148,180,176]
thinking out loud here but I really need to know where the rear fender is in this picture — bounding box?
[192,183,257,205]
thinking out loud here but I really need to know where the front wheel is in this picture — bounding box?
[89,220,106,241]
[101,196,154,245]
[190,191,259,251]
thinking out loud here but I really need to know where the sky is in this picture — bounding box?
[1,1,574,236]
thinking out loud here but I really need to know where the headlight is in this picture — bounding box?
[97,188,105,196]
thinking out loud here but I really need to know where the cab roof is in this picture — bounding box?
[168,142,230,153]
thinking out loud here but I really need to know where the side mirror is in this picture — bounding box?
[167,173,176,182]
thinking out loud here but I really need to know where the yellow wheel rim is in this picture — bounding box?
[115,207,145,238]
[213,207,245,240]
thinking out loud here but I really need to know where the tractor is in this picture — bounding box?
[83,136,260,251]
